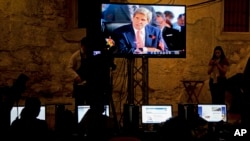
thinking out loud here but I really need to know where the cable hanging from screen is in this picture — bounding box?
[187,0,222,8]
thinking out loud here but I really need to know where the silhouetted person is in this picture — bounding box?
[77,103,114,141]
[158,116,194,141]
[8,97,49,140]
[54,105,75,139]
[0,73,29,136]
[67,37,91,105]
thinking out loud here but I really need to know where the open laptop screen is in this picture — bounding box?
[141,105,173,124]
[77,105,109,123]
[197,104,227,122]
[10,106,46,125]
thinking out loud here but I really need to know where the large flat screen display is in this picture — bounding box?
[141,105,173,124]
[197,104,227,122]
[101,3,186,58]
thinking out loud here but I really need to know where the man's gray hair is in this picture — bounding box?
[133,7,152,22]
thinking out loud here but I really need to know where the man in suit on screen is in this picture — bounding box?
[112,7,166,55]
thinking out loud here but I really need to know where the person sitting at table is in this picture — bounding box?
[112,7,166,55]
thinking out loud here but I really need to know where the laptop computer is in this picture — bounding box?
[77,105,109,123]
[197,104,227,122]
[10,105,46,125]
[141,104,173,132]
[141,104,173,124]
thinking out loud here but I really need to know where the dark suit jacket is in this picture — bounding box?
[162,26,186,51]
[112,24,162,54]
[162,27,180,51]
